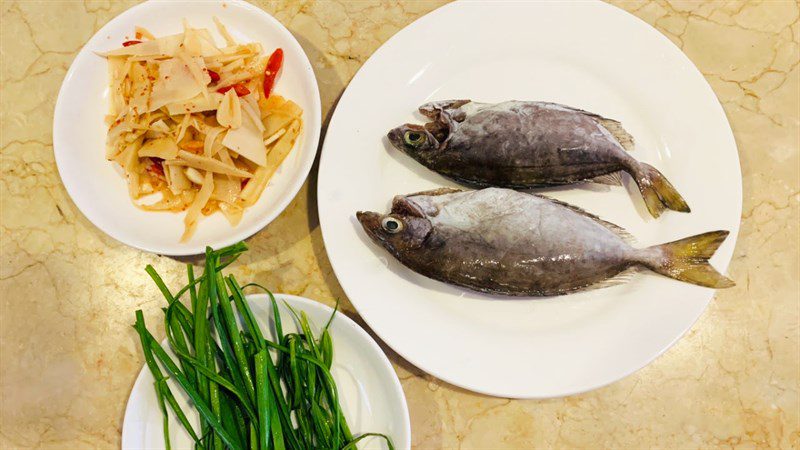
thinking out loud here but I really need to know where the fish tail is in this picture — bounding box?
[632,162,690,218]
[641,230,735,288]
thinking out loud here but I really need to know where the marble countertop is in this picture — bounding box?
[1,0,798,448]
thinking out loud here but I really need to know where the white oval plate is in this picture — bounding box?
[318,0,741,398]
[122,294,410,450]
[54,0,321,255]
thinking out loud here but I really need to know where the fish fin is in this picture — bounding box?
[642,230,734,288]
[406,187,463,197]
[632,162,690,218]
[548,266,639,296]
[588,171,623,186]
[584,267,638,291]
[596,118,635,152]
[536,195,636,244]
[418,100,470,119]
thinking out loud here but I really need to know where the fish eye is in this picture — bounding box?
[404,131,426,147]
[381,217,403,234]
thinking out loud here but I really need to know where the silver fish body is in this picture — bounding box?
[387,100,690,218]
[357,188,733,296]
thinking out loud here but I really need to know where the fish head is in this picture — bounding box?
[387,124,440,162]
[357,201,434,255]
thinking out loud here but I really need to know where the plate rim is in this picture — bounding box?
[317,0,742,398]
[121,293,412,449]
[52,0,322,256]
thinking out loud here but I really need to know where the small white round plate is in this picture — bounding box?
[318,0,741,398]
[54,0,321,255]
[122,294,410,450]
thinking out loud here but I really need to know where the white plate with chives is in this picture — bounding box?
[122,294,410,450]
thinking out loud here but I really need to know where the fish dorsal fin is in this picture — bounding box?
[536,195,636,244]
[406,187,463,197]
[595,117,635,152]
[588,170,623,186]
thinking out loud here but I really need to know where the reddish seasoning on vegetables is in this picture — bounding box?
[217,83,250,96]
[207,69,220,83]
[263,48,283,99]
[122,40,142,47]
[147,160,164,178]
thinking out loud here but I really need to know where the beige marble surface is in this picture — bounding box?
[1,0,798,448]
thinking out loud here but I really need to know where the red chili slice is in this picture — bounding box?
[263,48,283,99]
[233,84,250,96]
[207,70,220,83]
[217,83,250,96]
[122,40,142,47]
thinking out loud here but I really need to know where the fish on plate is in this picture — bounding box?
[387,100,688,218]
[357,188,733,297]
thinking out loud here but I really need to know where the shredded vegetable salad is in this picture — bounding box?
[101,19,302,242]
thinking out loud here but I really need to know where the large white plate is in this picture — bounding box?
[122,294,410,449]
[318,0,741,398]
[54,0,320,255]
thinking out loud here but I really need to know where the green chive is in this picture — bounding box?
[134,243,391,450]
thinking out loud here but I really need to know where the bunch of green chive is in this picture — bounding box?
[133,242,394,450]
